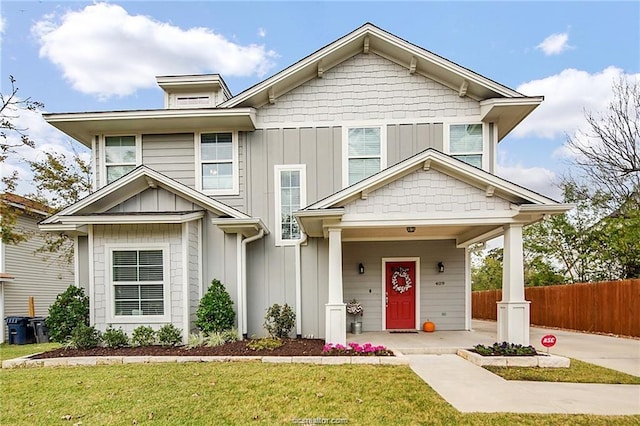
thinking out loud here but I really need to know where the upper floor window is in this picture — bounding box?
[275,165,306,245]
[449,124,483,168]
[197,132,238,195]
[344,126,386,187]
[105,135,137,183]
[176,95,211,107]
[111,248,166,318]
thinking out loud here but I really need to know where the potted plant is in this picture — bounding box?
[346,299,364,334]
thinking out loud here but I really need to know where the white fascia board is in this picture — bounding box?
[42,167,250,225]
[518,204,574,214]
[38,223,88,235]
[307,149,560,210]
[222,24,523,109]
[3,202,49,217]
[58,211,205,225]
[211,217,269,237]
[480,97,544,118]
[43,107,256,122]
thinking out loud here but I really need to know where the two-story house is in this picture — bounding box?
[40,24,571,346]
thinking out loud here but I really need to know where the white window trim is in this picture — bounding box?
[274,164,307,246]
[443,122,488,170]
[100,134,142,187]
[342,125,387,188]
[195,131,239,196]
[105,243,171,324]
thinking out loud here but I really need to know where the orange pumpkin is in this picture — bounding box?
[423,321,435,332]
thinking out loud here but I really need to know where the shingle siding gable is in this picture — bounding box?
[256,52,480,126]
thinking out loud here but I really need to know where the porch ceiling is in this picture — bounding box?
[340,223,502,246]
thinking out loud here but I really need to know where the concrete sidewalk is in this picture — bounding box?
[408,354,640,415]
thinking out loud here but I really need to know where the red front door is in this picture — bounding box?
[385,261,416,329]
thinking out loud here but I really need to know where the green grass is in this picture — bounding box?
[1,362,638,425]
[0,342,61,362]
[485,358,640,384]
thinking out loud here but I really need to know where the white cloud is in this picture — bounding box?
[496,162,561,201]
[2,103,89,195]
[31,3,277,99]
[536,32,572,56]
[512,66,638,140]
[0,14,5,41]
[257,27,266,38]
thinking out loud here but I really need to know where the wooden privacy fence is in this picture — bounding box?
[472,279,640,337]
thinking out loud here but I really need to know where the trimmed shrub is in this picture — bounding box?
[196,279,235,334]
[157,324,182,347]
[102,325,129,348]
[65,324,101,349]
[247,337,283,351]
[46,285,90,342]
[264,303,295,339]
[131,325,156,347]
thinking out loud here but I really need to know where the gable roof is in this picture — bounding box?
[1,193,51,216]
[41,166,251,226]
[304,148,566,210]
[222,23,536,108]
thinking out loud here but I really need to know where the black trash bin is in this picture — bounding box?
[29,317,49,343]
[5,316,35,345]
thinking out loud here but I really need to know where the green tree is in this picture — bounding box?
[1,75,44,245]
[471,248,503,291]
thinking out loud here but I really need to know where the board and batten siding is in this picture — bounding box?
[3,214,74,340]
[106,187,202,213]
[342,240,465,331]
[256,52,480,126]
[142,133,195,187]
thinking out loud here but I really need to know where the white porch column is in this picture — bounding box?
[497,224,530,345]
[325,228,346,345]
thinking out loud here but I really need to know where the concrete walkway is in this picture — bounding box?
[352,320,640,414]
[408,354,640,415]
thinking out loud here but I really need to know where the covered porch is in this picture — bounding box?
[295,149,572,347]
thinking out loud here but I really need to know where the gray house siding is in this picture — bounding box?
[187,220,201,331]
[77,236,89,292]
[256,52,479,125]
[106,187,202,213]
[342,240,465,331]
[387,123,443,166]
[92,223,185,335]
[3,214,74,340]
[142,134,195,187]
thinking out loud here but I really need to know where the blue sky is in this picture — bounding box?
[2,1,639,200]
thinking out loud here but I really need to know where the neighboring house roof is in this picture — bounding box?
[1,193,52,216]
[43,22,542,145]
[40,166,257,229]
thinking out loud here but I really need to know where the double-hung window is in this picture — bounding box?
[275,165,306,245]
[449,124,483,168]
[104,136,137,183]
[344,126,385,186]
[112,249,166,317]
[199,132,237,194]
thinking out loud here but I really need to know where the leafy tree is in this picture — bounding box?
[527,78,640,280]
[29,150,92,264]
[471,247,503,291]
[1,75,44,245]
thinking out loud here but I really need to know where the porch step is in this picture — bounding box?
[393,347,460,355]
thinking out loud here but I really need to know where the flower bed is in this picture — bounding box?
[322,342,393,356]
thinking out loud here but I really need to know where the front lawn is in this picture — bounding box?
[0,342,61,362]
[2,362,637,425]
[485,358,640,384]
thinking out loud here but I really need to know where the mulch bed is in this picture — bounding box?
[30,338,369,359]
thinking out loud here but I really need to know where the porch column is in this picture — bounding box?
[325,228,346,345]
[497,224,530,345]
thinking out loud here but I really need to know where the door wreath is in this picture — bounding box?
[391,267,412,293]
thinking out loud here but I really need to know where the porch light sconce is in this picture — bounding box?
[406,226,416,233]
[438,262,445,273]
[359,263,365,274]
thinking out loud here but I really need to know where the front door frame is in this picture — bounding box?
[381,257,420,330]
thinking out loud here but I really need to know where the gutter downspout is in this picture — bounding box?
[241,229,265,339]
[294,232,308,338]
